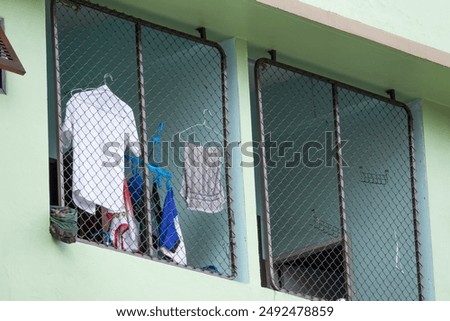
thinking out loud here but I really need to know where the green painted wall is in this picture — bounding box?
[0,0,49,298]
[299,0,450,54]
[422,100,450,300]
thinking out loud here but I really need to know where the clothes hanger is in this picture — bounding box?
[147,163,172,190]
[102,73,113,89]
[178,109,213,136]
[126,122,171,188]
[177,109,223,145]
[69,87,84,96]
[67,73,113,96]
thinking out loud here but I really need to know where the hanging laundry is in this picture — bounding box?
[159,188,187,265]
[127,154,144,205]
[61,85,140,214]
[180,143,225,213]
[106,180,139,252]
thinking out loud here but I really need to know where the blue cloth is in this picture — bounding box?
[159,188,180,251]
[128,170,143,204]
[126,155,144,205]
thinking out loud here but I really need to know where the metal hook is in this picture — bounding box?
[103,73,113,86]
[196,27,207,40]
[386,89,396,100]
[268,49,277,61]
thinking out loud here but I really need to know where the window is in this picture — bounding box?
[254,57,423,300]
[49,0,235,278]
[0,18,26,94]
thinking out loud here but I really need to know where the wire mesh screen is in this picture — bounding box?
[338,88,420,300]
[52,0,235,278]
[255,58,422,300]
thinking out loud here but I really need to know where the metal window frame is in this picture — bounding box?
[254,57,423,300]
[50,0,236,279]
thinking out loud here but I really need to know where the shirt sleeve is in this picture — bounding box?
[61,97,75,148]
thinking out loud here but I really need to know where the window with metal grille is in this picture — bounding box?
[254,57,423,300]
[0,18,26,86]
[49,0,235,278]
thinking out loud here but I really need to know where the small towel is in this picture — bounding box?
[180,143,225,213]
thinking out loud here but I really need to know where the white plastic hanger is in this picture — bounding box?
[178,109,215,137]
[176,109,221,146]
[68,73,113,96]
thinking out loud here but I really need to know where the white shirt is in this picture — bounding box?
[62,85,140,214]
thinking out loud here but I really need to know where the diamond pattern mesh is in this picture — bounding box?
[255,59,422,300]
[52,0,235,278]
